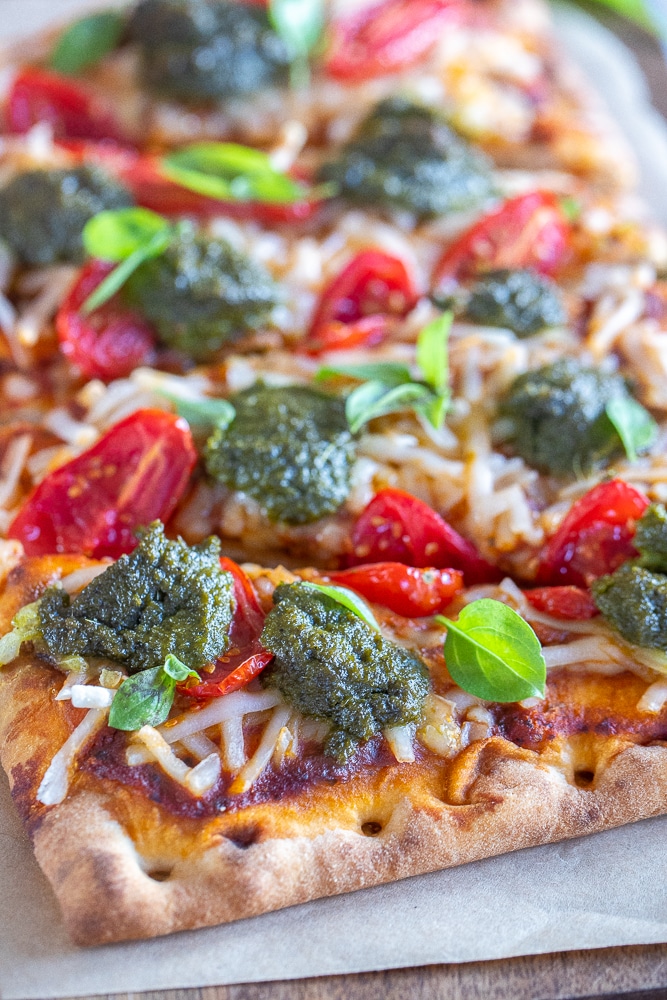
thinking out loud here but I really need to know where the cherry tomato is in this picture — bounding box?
[329,562,464,617]
[8,410,196,559]
[348,488,500,584]
[536,480,650,588]
[326,0,464,82]
[524,586,599,621]
[432,192,570,289]
[119,156,321,224]
[219,556,266,648]
[6,68,128,143]
[306,250,416,354]
[56,260,157,381]
[182,650,274,701]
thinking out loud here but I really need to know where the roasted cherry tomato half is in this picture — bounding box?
[56,260,157,382]
[6,68,128,143]
[8,409,197,559]
[432,192,570,289]
[348,487,500,584]
[329,562,464,617]
[220,556,266,648]
[182,650,274,701]
[120,156,322,224]
[536,480,650,588]
[306,250,417,353]
[326,0,464,82]
[524,586,599,621]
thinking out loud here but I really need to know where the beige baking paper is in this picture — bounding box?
[2,5,667,998]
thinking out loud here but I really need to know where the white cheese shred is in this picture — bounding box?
[384,723,416,763]
[159,689,282,745]
[70,685,115,710]
[637,680,667,714]
[229,706,291,795]
[36,709,107,806]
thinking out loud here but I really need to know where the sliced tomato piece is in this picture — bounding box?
[119,156,321,223]
[348,488,500,584]
[306,250,416,354]
[536,480,650,588]
[432,192,570,289]
[8,410,196,559]
[325,0,464,82]
[6,68,128,143]
[56,260,157,381]
[182,650,274,701]
[329,562,464,617]
[524,586,599,621]
[220,556,266,648]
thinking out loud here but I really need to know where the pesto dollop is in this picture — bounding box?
[317,98,493,219]
[0,166,132,267]
[204,384,355,525]
[462,268,566,337]
[38,522,234,673]
[123,227,278,360]
[261,582,430,762]
[128,0,291,102]
[498,359,642,476]
[592,502,667,649]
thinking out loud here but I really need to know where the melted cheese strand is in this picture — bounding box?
[180,732,218,761]
[159,690,282,745]
[55,669,89,701]
[133,726,191,784]
[70,685,115,710]
[220,716,246,773]
[637,680,667,714]
[37,709,107,806]
[384,723,416,763]
[185,753,221,795]
[229,706,291,795]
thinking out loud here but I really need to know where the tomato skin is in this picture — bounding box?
[536,480,650,588]
[219,556,266,648]
[8,409,197,559]
[524,586,599,621]
[329,562,464,617]
[182,650,274,700]
[432,192,570,289]
[6,68,128,143]
[326,0,464,82]
[348,488,500,584]
[56,260,157,381]
[306,250,416,354]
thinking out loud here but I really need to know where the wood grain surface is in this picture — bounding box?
[34,13,667,1000]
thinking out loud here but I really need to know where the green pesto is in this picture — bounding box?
[260,582,430,763]
[0,166,132,267]
[123,227,279,361]
[498,359,639,476]
[128,0,291,102]
[38,522,234,673]
[592,563,667,650]
[317,98,494,219]
[462,268,566,337]
[633,502,667,573]
[204,384,355,525]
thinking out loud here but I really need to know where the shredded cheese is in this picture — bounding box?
[384,723,416,763]
[637,680,667,714]
[159,689,283,745]
[229,706,291,795]
[37,709,107,806]
[70,685,115,710]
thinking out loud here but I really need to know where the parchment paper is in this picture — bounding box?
[1,7,667,999]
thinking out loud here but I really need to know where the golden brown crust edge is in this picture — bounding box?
[28,737,667,946]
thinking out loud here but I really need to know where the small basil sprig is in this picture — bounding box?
[317,312,453,434]
[268,0,326,87]
[603,396,658,463]
[161,142,330,206]
[109,654,199,732]
[50,10,125,75]
[81,208,175,314]
[436,599,546,703]
[303,581,380,631]
[157,392,236,430]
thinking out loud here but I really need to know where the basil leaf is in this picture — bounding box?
[81,227,173,314]
[416,312,452,395]
[419,390,450,431]
[269,0,325,57]
[303,582,380,631]
[604,396,658,463]
[83,207,171,262]
[161,143,308,205]
[346,380,435,434]
[436,599,546,703]
[50,10,125,75]
[316,362,413,387]
[109,657,200,731]
[156,392,236,429]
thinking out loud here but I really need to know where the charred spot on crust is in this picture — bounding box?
[361,820,383,836]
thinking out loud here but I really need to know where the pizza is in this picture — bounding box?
[0,0,666,948]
